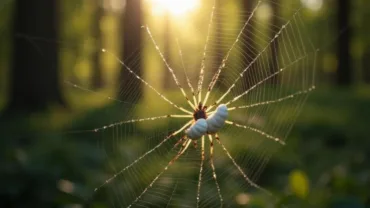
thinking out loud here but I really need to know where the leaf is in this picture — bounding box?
[289,169,310,199]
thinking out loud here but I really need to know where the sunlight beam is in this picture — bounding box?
[148,0,199,16]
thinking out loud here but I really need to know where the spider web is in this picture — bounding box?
[59,0,316,207]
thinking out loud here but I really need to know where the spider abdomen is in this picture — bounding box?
[206,104,228,134]
[185,118,208,139]
[185,104,228,139]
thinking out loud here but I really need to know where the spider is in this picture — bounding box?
[185,102,227,139]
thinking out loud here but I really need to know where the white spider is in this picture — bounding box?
[185,103,228,139]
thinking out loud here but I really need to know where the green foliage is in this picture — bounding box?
[270,88,370,207]
[1,0,370,207]
[0,114,104,207]
[1,87,369,207]
[289,169,309,199]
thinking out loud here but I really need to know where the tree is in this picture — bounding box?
[363,48,370,83]
[91,0,105,89]
[361,2,370,84]
[6,0,65,113]
[118,0,143,101]
[336,0,352,86]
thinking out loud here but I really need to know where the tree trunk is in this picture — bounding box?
[363,48,370,83]
[118,0,142,101]
[91,0,105,89]
[336,0,352,86]
[6,0,65,113]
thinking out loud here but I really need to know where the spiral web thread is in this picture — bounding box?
[59,0,318,207]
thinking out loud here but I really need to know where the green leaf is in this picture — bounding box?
[289,169,310,199]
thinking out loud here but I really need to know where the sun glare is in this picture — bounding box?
[301,0,323,12]
[148,0,199,16]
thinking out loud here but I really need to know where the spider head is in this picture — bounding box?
[193,102,207,120]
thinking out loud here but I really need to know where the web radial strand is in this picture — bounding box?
[176,39,198,107]
[127,138,191,208]
[224,54,310,107]
[208,9,304,111]
[197,0,216,102]
[208,135,224,207]
[102,49,192,114]
[64,80,134,105]
[227,86,315,111]
[144,26,195,110]
[81,114,190,133]
[225,120,285,145]
[203,0,262,107]
[215,134,271,196]
[196,136,205,208]
[93,120,192,193]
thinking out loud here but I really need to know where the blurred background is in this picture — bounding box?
[0,0,369,207]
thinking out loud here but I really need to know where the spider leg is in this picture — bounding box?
[196,136,205,208]
[128,138,192,208]
[179,138,192,156]
[225,120,286,145]
[215,134,272,196]
[94,120,193,193]
[193,140,198,149]
[175,136,187,147]
[208,135,223,207]
[144,26,196,110]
